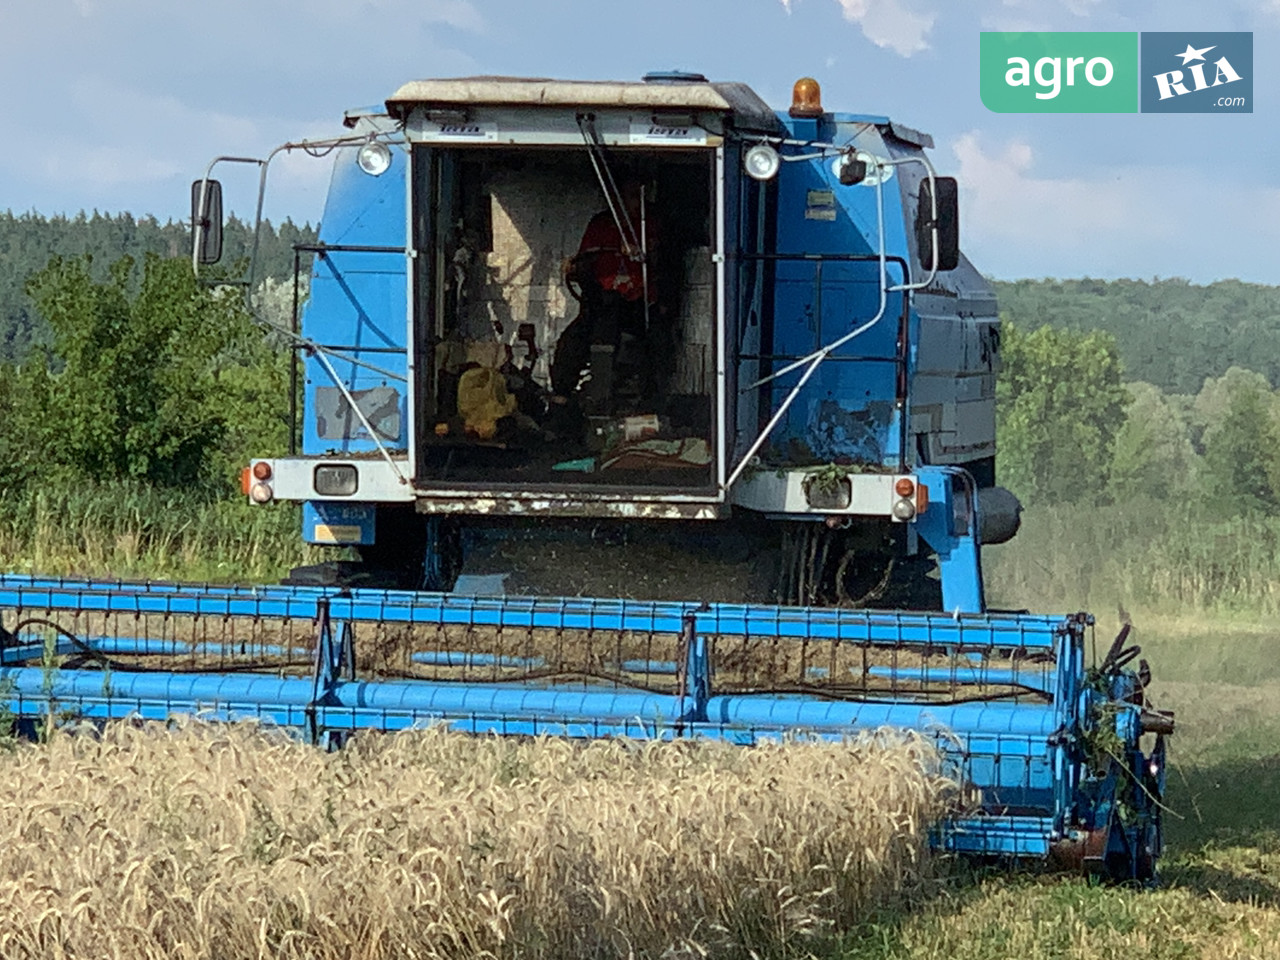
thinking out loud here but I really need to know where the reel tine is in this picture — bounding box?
[1100,622,1131,671]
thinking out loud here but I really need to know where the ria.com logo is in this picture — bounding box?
[1141,33,1251,112]
[980,32,1252,113]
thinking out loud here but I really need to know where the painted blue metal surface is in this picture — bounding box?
[302,501,377,545]
[227,84,1008,658]
[764,116,911,468]
[302,147,409,460]
[0,575,1064,648]
[865,665,1055,693]
[275,94,998,500]
[915,464,986,613]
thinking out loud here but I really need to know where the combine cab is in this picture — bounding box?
[210,73,1017,612]
[0,73,1170,881]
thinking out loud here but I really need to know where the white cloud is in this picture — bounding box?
[40,147,179,188]
[1058,0,1102,14]
[0,0,482,220]
[66,78,262,145]
[0,68,340,221]
[980,0,1111,29]
[833,0,936,55]
[781,0,936,56]
[952,131,1155,238]
[951,130,1280,281]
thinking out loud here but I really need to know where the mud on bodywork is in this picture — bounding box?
[807,398,894,463]
[315,386,403,442]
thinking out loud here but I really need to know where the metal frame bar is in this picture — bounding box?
[0,575,1064,647]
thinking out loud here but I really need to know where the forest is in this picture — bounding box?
[993,277,1280,394]
[984,277,1280,614]
[0,211,312,361]
[0,212,316,581]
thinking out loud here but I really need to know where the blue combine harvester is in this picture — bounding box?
[0,74,1171,879]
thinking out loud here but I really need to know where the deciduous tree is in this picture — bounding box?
[996,322,1129,505]
[6,253,290,492]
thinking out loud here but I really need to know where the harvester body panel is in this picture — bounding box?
[302,144,409,459]
[265,78,999,547]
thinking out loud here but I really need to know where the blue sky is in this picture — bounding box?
[1,0,1275,282]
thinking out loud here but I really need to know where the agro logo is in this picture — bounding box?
[1004,54,1115,100]
[1140,33,1252,113]
[978,33,1138,113]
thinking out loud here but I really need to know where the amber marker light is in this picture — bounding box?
[252,461,272,481]
[895,477,915,498]
[789,77,824,118]
[917,484,930,513]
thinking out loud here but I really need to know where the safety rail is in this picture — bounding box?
[735,252,913,470]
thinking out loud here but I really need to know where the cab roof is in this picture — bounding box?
[386,76,782,132]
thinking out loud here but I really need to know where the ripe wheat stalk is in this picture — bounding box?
[0,721,951,959]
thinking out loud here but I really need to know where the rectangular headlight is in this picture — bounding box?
[803,475,851,511]
[314,464,358,496]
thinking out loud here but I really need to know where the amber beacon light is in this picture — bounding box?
[789,77,824,118]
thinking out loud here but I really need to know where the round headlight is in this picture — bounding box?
[250,482,274,504]
[891,498,916,521]
[744,144,781,181]
[357,141,392,177]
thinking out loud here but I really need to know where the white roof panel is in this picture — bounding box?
[386,77,781,131]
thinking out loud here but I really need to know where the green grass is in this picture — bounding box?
[830,550,1280,958]
[0,482,311,583]
[985,497,1280,617]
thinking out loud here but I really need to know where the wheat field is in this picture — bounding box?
[0,722,950,960]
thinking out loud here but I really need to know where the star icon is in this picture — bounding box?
[1176,43,1215,65]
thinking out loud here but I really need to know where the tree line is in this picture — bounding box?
[0,211,313,363]
[2,220,1275,396]
[994,277,1280,395]
[998,320,1280,521]
[0,253,293,495]
[1,213,1277,522]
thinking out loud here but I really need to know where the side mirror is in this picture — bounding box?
[915,176,959,273]
[191,179,224,265]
